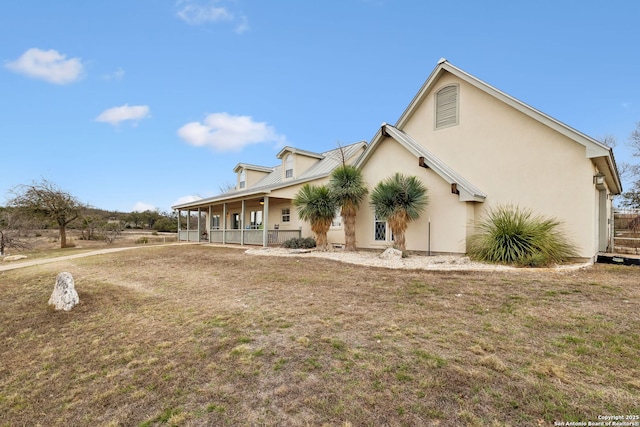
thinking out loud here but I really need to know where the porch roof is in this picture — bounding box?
[172,141,368,210]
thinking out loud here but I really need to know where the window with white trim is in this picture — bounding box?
[211,214,221,230]
[374,213,387,241]
[281,208,291,223]
[285,154,293,179]
[435,85,459,129]
[249,210,263,229]
[239,169,246,189]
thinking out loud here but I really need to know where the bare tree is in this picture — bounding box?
[630,121,640,156]
[0,208,31,256]
[619,122,640,208]
[599,134,617,148]
[219,182,236,194]
[8,179,84,249]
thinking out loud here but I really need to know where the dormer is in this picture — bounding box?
[233,163,273,190]
[276,146,324,180]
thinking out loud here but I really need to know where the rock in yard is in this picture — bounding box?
[48,272,79,311]
[380,247,403,260]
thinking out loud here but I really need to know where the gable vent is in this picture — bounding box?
[435,85,459,129]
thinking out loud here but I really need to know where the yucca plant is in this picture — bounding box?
[293,184,337,251]
[370,173,428,252]
[467,205,577,267]
[329,164,368,251]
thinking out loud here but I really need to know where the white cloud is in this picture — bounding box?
[96,104,151,126]
[173,195,203,206]
[235,15,250,34]
[103,67,125,81]
[176,0,232,25]
[5,48,84,84]
[176,0,249,33]
[133,202,157,212]
[177,112,286,152]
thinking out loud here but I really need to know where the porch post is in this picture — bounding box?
[262,196,270,247]
[186,209,191,242]
[197,207,201,242]
[241,200,246,245]
[208,205,212,243]
[177,210,180,241]
[222,203,227,244]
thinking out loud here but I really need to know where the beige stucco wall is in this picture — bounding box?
[244,169,269,188]
[279,153,321,181]
[397,71,600,258]
[356,137,471,254]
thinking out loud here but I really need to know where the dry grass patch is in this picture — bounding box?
[0,245,638,426]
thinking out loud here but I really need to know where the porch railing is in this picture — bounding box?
[179,229,301,246]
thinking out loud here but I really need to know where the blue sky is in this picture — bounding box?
[2,0,639,212]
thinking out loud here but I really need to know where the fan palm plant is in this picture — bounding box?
[370,173,428,252]
[293,183,338,251]
[329,164,368,251]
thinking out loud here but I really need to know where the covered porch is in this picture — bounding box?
[176,194,301,247]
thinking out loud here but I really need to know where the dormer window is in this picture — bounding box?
[435,84,459,129]
[285,154,293,179]
[239,169,246,189]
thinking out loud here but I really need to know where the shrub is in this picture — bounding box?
[282,237,316,249]
[467,205,577,267]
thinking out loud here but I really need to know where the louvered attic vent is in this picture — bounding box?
[435,85,458,129]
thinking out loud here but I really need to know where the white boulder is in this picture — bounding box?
[380,247,403,260]
[48,272,79,311]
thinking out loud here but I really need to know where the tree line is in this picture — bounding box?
[1,179,179,255]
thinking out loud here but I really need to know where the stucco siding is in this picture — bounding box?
[357,136,469,253]
[400,71,598,258]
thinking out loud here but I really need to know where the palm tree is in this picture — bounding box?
[293,183,338,251]
[370,173,428,252]
[329,164,368,251]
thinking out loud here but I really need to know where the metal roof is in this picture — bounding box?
[172,141,367,209]
[232,163,274,173]
[276,146,325,160]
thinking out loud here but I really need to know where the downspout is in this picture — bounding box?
[428,216,431,256]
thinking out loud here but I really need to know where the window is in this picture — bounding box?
[435,85,459,129]
[239,170,246,189]
[374,213,387,241]
[281,208,291,223]
[249,211,263,229]
[331,208,342,228]
[211,214,221,230]
[285,154,293,179]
